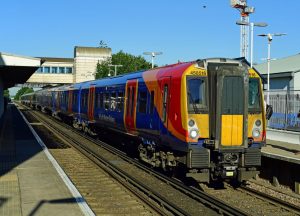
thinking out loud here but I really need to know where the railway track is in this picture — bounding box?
[19,105,247,216]
[202,179,300,216]
[21,108,163,216]
[19,104,300,215]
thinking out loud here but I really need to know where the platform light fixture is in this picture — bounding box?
[108,64,122,76]
[258,33,287,104]
[236,21,268,68]
[143,52,163,68]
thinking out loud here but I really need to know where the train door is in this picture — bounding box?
[124,79,138,133]
[88,86,96,121]
[159,77,171,141]
[208,64,248,148]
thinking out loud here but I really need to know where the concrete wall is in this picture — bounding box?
[0,77,3,120]
[74,47,111,83]
[27,73,74,84]
[74,56,106,83]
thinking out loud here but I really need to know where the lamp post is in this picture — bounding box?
[236,21,268,68]
[143,52,163,68]
[108,64,122,76]
[258,33,286,104]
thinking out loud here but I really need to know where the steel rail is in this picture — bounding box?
[28,109,189,216]
[22,105,248,216]
[240,185,300,214]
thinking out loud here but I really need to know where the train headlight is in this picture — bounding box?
[255,120,262,127]
[252,128,261,138]
[188,119,195,127]
[189,129,198,139]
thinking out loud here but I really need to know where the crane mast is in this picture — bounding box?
[230,0,255,59]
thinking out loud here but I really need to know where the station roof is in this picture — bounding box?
[38,57,74,63]
[254,53,300,75]
[0,52,41,89]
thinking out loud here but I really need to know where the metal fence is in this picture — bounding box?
[265,90,300,131]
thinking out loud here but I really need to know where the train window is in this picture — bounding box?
[104,93,110,110]
[73,93,77,105]
[111,92,117,111]
[81,94,84,107]
[162,85,168,122]
[65,93,69,105]
[186,77,207,114]
[138,91,147,113]
[150,91,154,114]
[96,93,100,108]
[117,91,124,112]
[249,78,261,110]
[100,93,104,108]
[222,76,244,114]
[85,93,89,107]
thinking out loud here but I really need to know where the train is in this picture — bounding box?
[21,58,272,183]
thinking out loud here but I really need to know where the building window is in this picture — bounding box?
[66,67,73,74]
[36,67,42,73]
[51,67,58,73]
[44,67,50,73]
[59,67,65,74]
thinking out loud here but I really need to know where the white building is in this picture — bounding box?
[26,46,111,86]
[254,53,300,91]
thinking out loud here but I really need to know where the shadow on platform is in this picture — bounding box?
[0,104,42,176]
[28,197,84,216]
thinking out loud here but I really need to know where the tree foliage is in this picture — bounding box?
[14,87,34,100]
[96,50,152,79]
[4,90,10,98]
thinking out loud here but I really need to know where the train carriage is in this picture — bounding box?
[21,57,271,183]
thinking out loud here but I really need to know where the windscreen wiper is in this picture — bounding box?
[188,91,199,114]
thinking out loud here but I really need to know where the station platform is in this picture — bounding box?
[263,139,300,164]
[0,104,92,216]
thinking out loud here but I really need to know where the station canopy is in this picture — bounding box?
[0,52,41,89]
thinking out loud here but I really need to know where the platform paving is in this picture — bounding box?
[0,104,87,216]
[262,139,300,164]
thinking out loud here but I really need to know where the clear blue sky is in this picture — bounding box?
[1,0,299,66]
